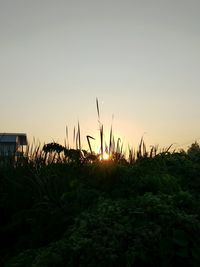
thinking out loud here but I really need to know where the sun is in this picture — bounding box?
[103,152,110,160]
[99,151,110,161]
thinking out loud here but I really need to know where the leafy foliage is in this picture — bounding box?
[1,142,200,266]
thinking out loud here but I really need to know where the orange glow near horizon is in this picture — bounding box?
[99,151,110,161]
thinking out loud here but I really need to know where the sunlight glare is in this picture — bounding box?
[101,151,110,161]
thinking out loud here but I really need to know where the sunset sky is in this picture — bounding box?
[0,0,200,153]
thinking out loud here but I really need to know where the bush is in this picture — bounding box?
[2,144,200,266]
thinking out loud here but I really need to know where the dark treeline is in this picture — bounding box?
[1,142,200,266]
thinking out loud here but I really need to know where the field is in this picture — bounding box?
[1,140,200,267]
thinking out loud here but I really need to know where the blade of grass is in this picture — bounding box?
[165,143,173,153]
[100,124,103,157]
[120,142,123,155]
[112,136,115,154]
[109,125,112,155]
[73,126,76,149]
[116,138,121,153]
[78,121,81,150]
[96,97,100,122]
[87,135,95,154]
[66,125,69,149]
[138,136,143,159]
[143,140,147,157]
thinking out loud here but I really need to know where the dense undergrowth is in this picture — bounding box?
[1,142,200,266]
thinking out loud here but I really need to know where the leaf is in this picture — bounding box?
[173,229,188,247]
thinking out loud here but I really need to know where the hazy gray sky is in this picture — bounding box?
[0,0,200,151]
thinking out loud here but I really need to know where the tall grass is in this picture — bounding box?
[1,99,175,166]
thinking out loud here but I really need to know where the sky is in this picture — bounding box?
[0,0,200,153]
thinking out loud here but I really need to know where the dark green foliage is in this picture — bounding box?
[1,142,200,266]
[187,141,200,161]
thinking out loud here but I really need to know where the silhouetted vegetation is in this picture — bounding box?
[1,141,200,267]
